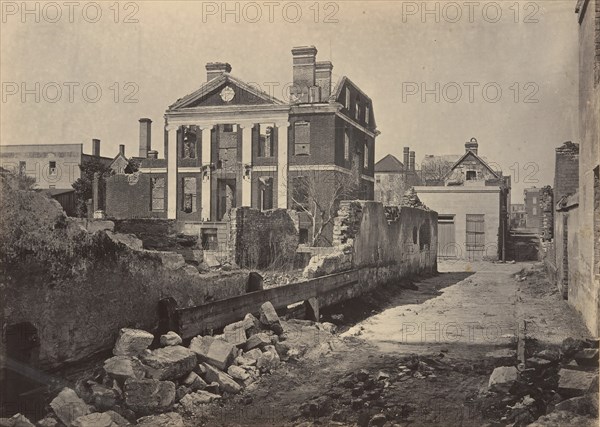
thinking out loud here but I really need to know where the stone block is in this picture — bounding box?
[182,371,207,391]
[71,412,114,427]
[50,387,90,427]
[244,333,272,351]
[113,328,154,356]
[574,348,599,367]
[160,331,182,347]
[488,366,519,393]
[202,363,242,394]
[259,301,283,335]
[104,356,146,382]
[257,349,280,373]
[227,365,250,381]
[180,390,221,410]
[558,369,598,397]
[189,336,236,371]
[140,346,197,381]
[123,378,176,415]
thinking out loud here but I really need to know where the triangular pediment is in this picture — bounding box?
[169,74,285,111]
[444,151,500,179]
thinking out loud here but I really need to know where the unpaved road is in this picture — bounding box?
[187,261,592,426]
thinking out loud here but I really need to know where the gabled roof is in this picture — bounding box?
[331,76,377,129]
[443,150,500,180]
[168,73,286,111]
[375,154,404,173]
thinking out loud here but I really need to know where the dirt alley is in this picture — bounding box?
[187,261,592,427]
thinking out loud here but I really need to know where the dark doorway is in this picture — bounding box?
[217,179,236,220]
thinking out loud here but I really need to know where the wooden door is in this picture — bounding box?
[438,215,457,258]
[466,214,485,261]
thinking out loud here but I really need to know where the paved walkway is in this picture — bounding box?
[342,261,591,358]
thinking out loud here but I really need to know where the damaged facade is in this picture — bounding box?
[414,138,511,261]
[105,46,378,248]
[374,147,423,206]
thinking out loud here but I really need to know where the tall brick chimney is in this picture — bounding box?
[206,62,232,82]
[465,137,479,155]
[409,151,416,171]
[291,46,318,102]
[403,147,410,170]
[92,139,100,157]
[139,118,152,158]
[315,61,333,101]
[119,144,125,156]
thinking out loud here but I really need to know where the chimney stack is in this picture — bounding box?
[206,62,232,82]
[119,144,125,156]
[139,118,152,158]
[465,137,479,155]
[409,151,416,171]
[92,139,101,157]
[403,147,410,170]
[315,61,333,101]
[291,46,318,103]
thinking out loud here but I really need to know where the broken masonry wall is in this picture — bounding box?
[2,227,250,370]
[105,173,168,220]
[306,201,438,280]
[229,207,299,269]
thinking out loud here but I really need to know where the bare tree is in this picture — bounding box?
[289,170,359,246]
[420,157,454,183]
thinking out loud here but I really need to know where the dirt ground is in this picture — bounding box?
[185,261,595,427]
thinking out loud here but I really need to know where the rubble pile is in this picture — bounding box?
[401,188,428,209]
[8,302,337,427]
[295,354,447,426]
[482,337,599,426]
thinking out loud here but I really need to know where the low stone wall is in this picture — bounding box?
[229,207,299,269]
[305,201,438,279]
[2,228,251,370]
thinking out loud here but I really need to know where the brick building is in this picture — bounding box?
[509,204,526,229]
[106,45,378,246]
[524,187,542,231]
[414,138,511,261]
[374,147,422,205]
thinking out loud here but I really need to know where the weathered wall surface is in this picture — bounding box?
[306,201,437,280]
[573,0,600,336]
[229,207,299,269]
[105,173,168,220]
[413,187,501,260]
[2,229,250,370]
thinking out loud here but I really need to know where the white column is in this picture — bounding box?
[240,123,253,207]
[200,125,212,221]
[276,121,290,208]
[166,124,178,219]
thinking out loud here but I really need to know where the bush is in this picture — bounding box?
[0,171,98,277]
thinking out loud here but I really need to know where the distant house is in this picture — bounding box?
[510,204,526,229]
[414,138,511,261]
[524,187,542,231]
[374,147,422,205]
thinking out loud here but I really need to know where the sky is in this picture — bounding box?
[1,1,580,202]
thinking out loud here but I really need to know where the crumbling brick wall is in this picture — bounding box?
[230,207,299,269]
[539,186,554,241]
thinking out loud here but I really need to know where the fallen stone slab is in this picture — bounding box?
[71,412,114,427]
[244,348,263,363]
[244,333,272,351]
[202,363,242,394]
[0,414,35,427]
[104,410,129,426]
[189,336,237,371]
[485,348,517,366]
[574,348,599,367]
[182,371,207,391]
[50,387,90,426]
[235,355,256,367]
[488,366,519,393]
[123,378,176,415]
[555,392,599,416]
[259,301,283,335]
[224,315,261,346]
[160,331,182,347]
[104,356,146,383]
[136,412,184,427]
[561,337,588,358]
[141,345,197,381]
[558,369,598,397]
[227,365,250,381]
[113,328,154,357]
